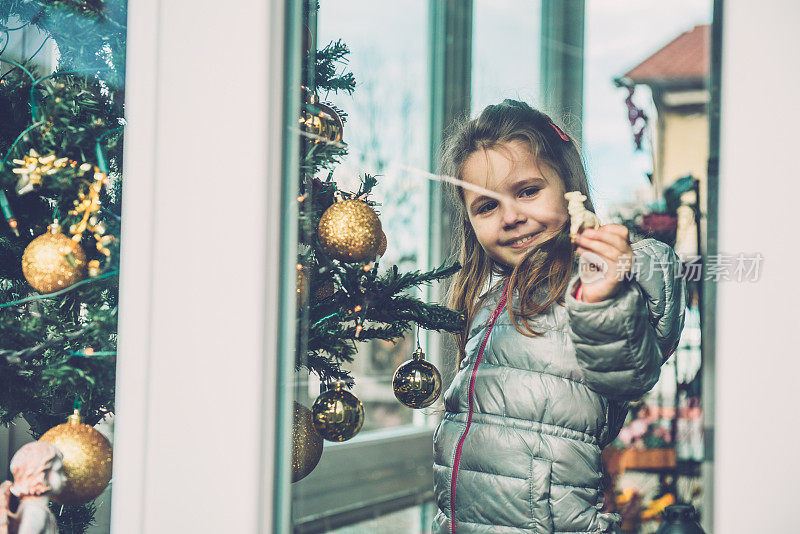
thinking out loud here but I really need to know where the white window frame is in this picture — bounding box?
[112,0,292,531]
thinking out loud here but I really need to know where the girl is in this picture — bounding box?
[432,100,686,533]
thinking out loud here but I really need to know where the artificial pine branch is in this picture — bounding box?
[0,1,125,529]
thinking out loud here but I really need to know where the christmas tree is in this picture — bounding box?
[0,0,124,531]
[291,0,464,478]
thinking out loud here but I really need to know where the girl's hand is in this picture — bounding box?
[574,224,634,303]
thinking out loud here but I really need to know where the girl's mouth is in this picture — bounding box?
[505,233,539,249]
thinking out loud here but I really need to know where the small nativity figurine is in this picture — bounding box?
[564,191,600,242]
[0,441,66,534]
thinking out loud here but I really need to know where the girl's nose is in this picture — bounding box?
[501,202,526,228]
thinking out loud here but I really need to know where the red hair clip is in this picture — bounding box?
[549,121,571,142]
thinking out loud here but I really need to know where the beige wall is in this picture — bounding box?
[657,110,709,205]
[652,106,709,254]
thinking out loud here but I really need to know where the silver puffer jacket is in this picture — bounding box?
[432,238,686,533]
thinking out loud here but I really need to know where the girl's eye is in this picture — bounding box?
[476,200,497,214]
[520,187,540,198]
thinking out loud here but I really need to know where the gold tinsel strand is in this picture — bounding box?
[69,168,114,258]
[11,149,71,195]
[296,264,307,307]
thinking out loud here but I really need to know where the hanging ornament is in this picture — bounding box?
[317,199,382,263]
[292,402,323,482]
[300,90,344,144]
[39,409,113,505]
[304,261,335,300]
[313,279,336,301]
[393,346,442,409]
[22,221,87,293]
[377,230,387,257]
[311,380,364,442]
[11,149,71,195]
[302,25,314,56]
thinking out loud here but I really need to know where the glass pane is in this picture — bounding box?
[288,0,470,527]
[584,2,712,531]
[301,0,433,434]
[1,2,126,532]
[329,502,436,533]
[472,0,541,114]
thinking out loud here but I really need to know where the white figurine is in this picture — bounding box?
[564,191,600,241]
[674,190,699,262]
[0,441,66,534]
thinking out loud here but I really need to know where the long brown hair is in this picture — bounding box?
[440,100,596,367]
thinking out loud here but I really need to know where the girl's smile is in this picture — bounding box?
[461,139,569,267]
[505,232,541,249]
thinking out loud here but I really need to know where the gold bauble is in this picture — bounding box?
[292,402,323,482]
[300,98,344,144]
[39,410,113,505]
[22,224,86,293]
[317,200,382,263]
[313,279,336,301]
[392,348,442,409]
[311,381,364,442]
[377,231,387,256]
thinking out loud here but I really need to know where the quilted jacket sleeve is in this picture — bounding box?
[565,238,687,401]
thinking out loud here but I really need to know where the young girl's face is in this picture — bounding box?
[461,139,569,267]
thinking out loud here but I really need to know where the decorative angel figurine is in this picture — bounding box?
[0,442,66,534]
[565,191,600,242]
[674,189,699,261]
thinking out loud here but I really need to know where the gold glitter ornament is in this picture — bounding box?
[292,402,323,482]
[314,279,336,301]
[311,380,364,442]
[377,231,387,256]
[39,410,113,505]
[22,222,87,293]
[317,200,382,262]
[392,347,442,409]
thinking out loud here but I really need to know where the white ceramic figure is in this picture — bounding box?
[564,191,600,241]
[0,441,65,534]
[674,190,699,262]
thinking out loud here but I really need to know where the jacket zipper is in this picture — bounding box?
[450,281,509,534]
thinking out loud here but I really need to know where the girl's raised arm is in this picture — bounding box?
[565,238,687,401]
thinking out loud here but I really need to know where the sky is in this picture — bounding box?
[583,0,712,216]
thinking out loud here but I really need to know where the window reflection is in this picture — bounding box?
[584,3,712,530]
[472,0,541,114]
[311,0,431,432]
